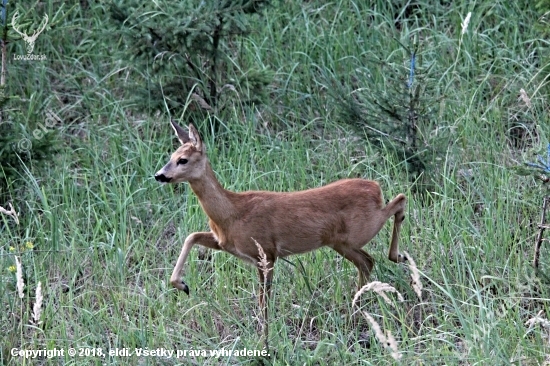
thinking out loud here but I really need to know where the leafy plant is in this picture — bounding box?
[522,143,550,268]
[526,144,550,177]
[109,0,273,130]
[322,42,445,190]
[0,2,60,202]
[516,143,550,189]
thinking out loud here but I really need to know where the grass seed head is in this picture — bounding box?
[525,310,550,328]
[352,281,404,308]
[519,88,531,108]
[461,12,472,35]
[15,256,25,299]
[32,282,43,325]
[363,312,402,360]
[403,251,423,299]
[252,238,272,280]
[0,203,19,225]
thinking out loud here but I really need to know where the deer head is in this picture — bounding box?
[154,121,206,184]
[12,12,49,55]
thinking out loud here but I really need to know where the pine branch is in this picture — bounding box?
[209,15,223,108]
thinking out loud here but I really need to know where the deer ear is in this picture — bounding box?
[170,120,190,145]
[188,124,203,152]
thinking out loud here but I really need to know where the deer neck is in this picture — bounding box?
[188,161,235,224]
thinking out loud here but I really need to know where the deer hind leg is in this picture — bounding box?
[334,246,375,289]
[170,231,221,294]
[385,194,407,263]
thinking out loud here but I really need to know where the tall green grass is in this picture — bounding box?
[1,0,549,364]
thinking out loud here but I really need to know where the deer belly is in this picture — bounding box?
[218,240,258,265]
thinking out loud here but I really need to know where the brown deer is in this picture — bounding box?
[155,121,407,316]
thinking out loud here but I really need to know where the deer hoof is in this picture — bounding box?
[171,278,190,294]
[182,282,190,295]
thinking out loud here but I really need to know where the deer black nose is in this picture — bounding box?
[155,174,172,183]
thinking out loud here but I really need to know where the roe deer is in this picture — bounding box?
[155,122,407,313]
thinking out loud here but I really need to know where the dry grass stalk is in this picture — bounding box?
[519,88,532,108]
[252,238,272,280]
[0,203,19,225]
[525,310,550,329]
[363,311,402,360]
[32,282,43,325]
[403,251,423,299]
[352,281,404,308]
[15,256,24,299]
[252,238,272,350]
[191,93,212,111]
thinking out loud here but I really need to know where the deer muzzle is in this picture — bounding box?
[154,173,172,183]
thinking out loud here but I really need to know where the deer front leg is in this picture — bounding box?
[171,231,221,294]
[386,194,407,263]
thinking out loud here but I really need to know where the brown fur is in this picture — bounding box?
[155,122,407,308]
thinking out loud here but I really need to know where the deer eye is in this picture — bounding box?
[177,158,188,165]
